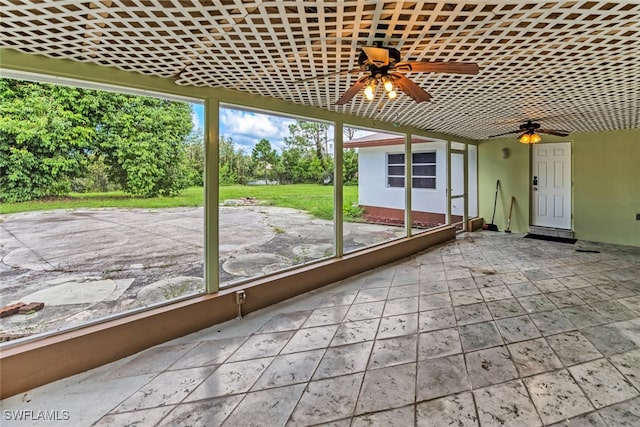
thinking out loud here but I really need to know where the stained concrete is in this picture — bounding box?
[0,206,407,338]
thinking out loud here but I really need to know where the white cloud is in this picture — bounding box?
[191,110,201,131]
[220,108,295,152]
[192,104,372,148]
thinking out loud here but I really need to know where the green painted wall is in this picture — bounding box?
[478,137,531,234]
[479,129,640,246]
[572,129,640,246]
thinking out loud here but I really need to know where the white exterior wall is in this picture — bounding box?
[358,141,450,214]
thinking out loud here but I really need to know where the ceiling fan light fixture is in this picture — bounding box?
[332,44,477,105]
[491,121,568,142]
[520,131,542,144]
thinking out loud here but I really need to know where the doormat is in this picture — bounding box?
[525,233,577,244]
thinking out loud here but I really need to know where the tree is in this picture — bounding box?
[72,155,119,193]
[343,148,359,185]
[251,138,277,184]
[218,135,236,185]
[283,120,332,184]
[0,79,96,202]
[217,135,256,185]
[184,129,205,186]
[233,147,253,185]
[285,121,330,165]
[279,147,303,184]
[344,127,358,141]
[94,93,193,197]
[0,78,197,201]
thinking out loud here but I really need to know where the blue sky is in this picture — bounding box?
[191,103,374,152]
[191,104,296,152]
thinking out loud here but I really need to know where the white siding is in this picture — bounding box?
[358,141,448,214]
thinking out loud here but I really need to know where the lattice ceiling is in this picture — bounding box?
[1,1,639,140]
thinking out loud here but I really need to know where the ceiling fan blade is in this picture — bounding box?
[539,128,570,137]
[488,129,522,138]
[394,74,431,103]
[395,61,479,75]
[362,46,389,66]
[335,76,370,105]
[293,68,360,84]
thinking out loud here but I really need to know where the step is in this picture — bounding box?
[528,226,575,240]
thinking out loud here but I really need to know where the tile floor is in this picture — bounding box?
[2,231,640,426]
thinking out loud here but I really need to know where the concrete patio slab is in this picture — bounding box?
[0,206,407,339]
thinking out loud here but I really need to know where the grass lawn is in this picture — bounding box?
[220,184,359,220]
[0,187,205,215]
[0,184,360,220]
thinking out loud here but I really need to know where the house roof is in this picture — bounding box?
[1,1,639,140]
[344,132,436,148]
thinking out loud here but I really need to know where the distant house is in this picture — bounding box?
[344,133,477,227]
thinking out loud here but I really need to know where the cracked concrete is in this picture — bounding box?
[0,206,406,339]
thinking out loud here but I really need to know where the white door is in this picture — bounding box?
[532,142,572,229]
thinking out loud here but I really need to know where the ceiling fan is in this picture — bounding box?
[300,43,479,105]
[489,120,570,143]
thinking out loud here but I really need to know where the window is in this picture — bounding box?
[219,109,335,287]
[0,77,206,340]
[387,151,436,189]
[387,153,405,188]
[412,151,437,189]
[345,127,406,253]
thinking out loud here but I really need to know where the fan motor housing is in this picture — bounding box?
[358,47,401,68]
[520,121,541,131]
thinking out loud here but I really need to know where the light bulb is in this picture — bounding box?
[519,133,531,144]
[388,90,397,99]
[364,79,376,100]
[530,133,541,143]
[383,77,393,92]
[364,85,374,100]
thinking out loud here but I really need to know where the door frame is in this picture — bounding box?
[448,141,468,232]
[530,142,573,230]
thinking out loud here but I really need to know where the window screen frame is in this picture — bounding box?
[386,151,436,189]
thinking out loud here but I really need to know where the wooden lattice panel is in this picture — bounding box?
[1,1,639,139]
